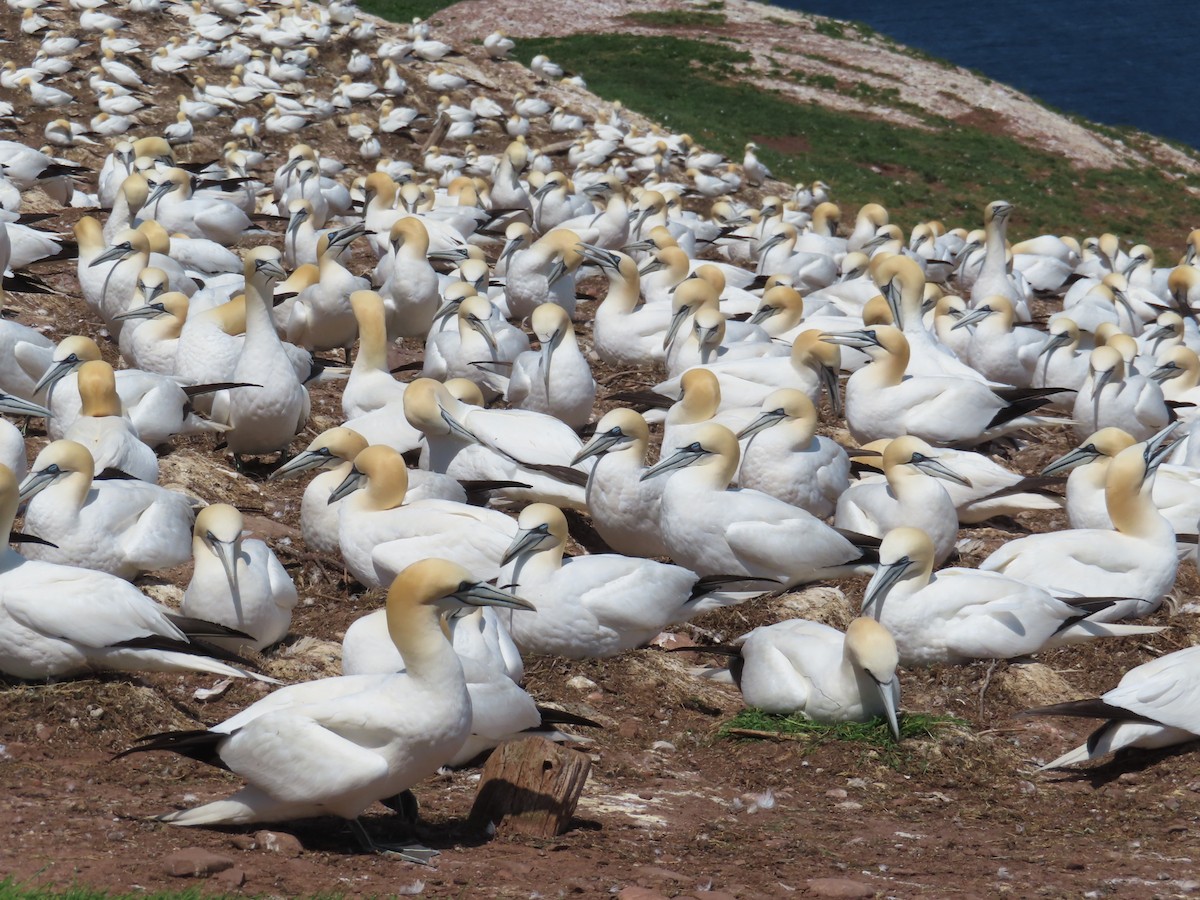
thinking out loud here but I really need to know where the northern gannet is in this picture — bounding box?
[1027,644,1200,769]
[0,462,264,681]
[863,527,1162,666]
[330,445,517,588]
[699,617,901,739]
[182,504,298,653]
[118,560,533,860]
[835,435,967,566]
[981,440,1176,621]
[736,388,849,519]
[499,503,757,658]
[642,424,875,587]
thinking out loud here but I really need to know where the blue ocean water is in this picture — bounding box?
[776,1,1199,152]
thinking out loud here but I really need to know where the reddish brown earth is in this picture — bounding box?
[0,2,1197,898]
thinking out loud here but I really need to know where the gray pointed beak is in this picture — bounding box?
[467,315,498,355]
[286,207,310,236]
[0,393,51,418]
[640,443,707,481]
[538,332,556,392]
[34,358,78,395]
[1149,361,1180,384]
[861,555,913,618]
[876,676,901,741]
[270,447,333,480]
[1037,331,1070,359]
[497,238,521,266]
[146,179,173,207]
[500,524,554,566]
[328,222,367,247]
[546,257,568,287]
[736,409,786,440]
[255,258,288,281]
[748,304,776,326]
[452,581,536,611]
[951,306,991,331]
[434,297,463,321]
[17,468,61,503]
[638,256,664,278]
[621,239,654,254]
[1145,421,1181,470]
[1041,444,1100,476]
[113,302,166,321]
[428,247,469,263]
[327,466,366,504]
[663,304,690,350]
[89,243,131,266]
[206,532,243,611]
[818,364,842,418]
[440,406,480,444]
[1092,367,1115,395]
[571,428,624,465]
[819,330,877,349]
[912,455,971,487]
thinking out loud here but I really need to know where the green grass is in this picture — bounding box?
[0,881,220,900]
[354,0,452,23]
[721,707,965,746]
[622,10,727,28]
[515,33,1198,247]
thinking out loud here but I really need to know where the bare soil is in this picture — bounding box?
[0,2,1197,898]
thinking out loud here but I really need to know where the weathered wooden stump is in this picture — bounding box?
[468,736,592,838]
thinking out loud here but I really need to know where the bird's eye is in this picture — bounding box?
[686,442,703,452]
[607,426,624,437]
[43,464,61,476]
[770,408,785,417]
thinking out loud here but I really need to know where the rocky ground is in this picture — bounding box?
[0,1,1198,898]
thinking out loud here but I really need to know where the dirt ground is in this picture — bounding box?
[0,1,1198,898]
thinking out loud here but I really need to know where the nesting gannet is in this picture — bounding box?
[863,528,1161,666]
[181,505,298,653]
[1027,645,1200,769]
[343,289,407,419]
[216,247,309,460]
[826,326,1060,446]
[403,378,589,510]
[32,336,223,447]
[502,228,584,320]
[835,436,967,566]
[376,216,440,339]
[61,360,159,482]
[19,440,194,579]
[271,427,369,555]
[0,463,264,681]
[643,424,875,587]
[578,244,670,366]
[702,618,901,738]
[981,441,1176,621]
[115,287,189,377]
[498,303,595,428]
[1033,318,1089,408]
[118,560,533,860]
[573,408,668,557]
[499,504,757,658]
[422,293,529,396]
[952,295,1046,387]
[653,330,842,417]
[1044,426,1200,545]
[330,445,518,589]
[969,200,1030,321]
[736,389,849,518]
[275,225,368,353]
[1072,344,1167,441]
[660,367,756,452]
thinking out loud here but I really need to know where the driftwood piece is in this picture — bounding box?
[468,736,592,838]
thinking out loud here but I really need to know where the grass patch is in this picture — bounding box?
[813,18,844,38]
[355,0,452,23]
[516,32,1198,247]
[0,881,223,900]
[721,708,965,746]
[622,10,727,28]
